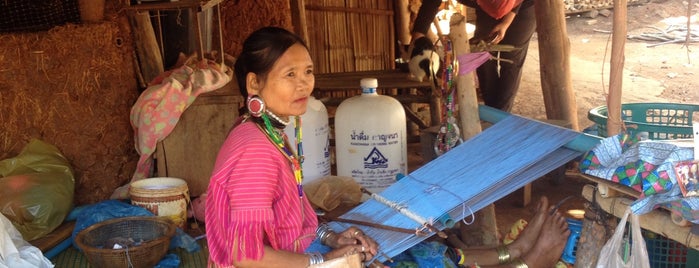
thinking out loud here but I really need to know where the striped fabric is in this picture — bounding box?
[206,121,317,267]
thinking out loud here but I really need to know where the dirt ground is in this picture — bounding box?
[491,0,698,239]
[513,0,698,127]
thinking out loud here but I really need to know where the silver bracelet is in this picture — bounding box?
[316,223,334,245]
[306,252,324,266]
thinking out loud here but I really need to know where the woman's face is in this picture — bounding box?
[248,43,314,120]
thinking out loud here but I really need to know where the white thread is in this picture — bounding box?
[369,192,429,227]
[461,203,475,225]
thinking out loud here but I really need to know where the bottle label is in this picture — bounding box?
[345,129,406,193]
[362,87,377,94]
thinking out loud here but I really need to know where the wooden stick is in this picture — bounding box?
[331,217,425,235]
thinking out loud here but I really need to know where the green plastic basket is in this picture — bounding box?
[588,102,698,140]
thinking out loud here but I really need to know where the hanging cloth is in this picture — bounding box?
[110,59,231,199]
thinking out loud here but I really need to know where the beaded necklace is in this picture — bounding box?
[259,112,305,198]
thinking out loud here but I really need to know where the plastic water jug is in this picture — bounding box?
[285,96,331,184]
[334,78,407,193]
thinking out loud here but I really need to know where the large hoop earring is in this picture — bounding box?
[247,95,265,117]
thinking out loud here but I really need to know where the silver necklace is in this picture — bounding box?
[265,110,290,126]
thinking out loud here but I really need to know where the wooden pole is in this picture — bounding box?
[449,14,481,139]
[290,0,310,47]
[130,11,164,84]
[534,0,580,131]
[395,0,411,47]
[606,0,628,136]
[450,12,498,247]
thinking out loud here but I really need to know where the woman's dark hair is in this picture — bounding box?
[234,27,309,99]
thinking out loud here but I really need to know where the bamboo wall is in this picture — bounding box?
[304,0,395,74]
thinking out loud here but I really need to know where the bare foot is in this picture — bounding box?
[507,196,550,258]
[521,209,570,267]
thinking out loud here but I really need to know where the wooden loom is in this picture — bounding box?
[327,106,601,263]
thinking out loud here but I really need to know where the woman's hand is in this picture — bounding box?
[324,227,379,262]
[489,12,516,45]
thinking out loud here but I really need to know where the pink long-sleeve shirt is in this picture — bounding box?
[206,120,318,267]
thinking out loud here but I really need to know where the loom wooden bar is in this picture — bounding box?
[581,184,699,250]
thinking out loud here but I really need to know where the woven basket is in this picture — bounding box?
[75,216,176,268]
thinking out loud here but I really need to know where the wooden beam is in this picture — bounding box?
[534,0,580,131]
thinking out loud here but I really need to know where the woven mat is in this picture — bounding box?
[51,239,209,267]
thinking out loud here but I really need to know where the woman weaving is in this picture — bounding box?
[205,27,379,267]
[206,26,569,268]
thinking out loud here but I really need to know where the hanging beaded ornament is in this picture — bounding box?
[434,36,462,156]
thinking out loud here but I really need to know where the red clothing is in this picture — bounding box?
[206,120,318,267]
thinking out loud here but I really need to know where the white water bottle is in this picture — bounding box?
[334,78,407,193]
[285,96,331,184]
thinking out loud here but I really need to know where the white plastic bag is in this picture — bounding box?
[0,213,54,268]
[596,208,650,268]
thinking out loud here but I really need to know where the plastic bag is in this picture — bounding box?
[0,213,54,268]
[596,208,650,268]
[0,139,75,241]
[304,176,362,212]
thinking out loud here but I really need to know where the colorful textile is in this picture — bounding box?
[580,132,699,223]
[456,52,491,76]
[206,121,317,266]
[386,241,458,268]
[130,59,231,181]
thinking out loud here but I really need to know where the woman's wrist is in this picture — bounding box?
[306,252,325,267]
[316,223,337,247]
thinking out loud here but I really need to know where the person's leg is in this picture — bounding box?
[518,208,570,267]
[448,196,550,266]
[476,5,537,112]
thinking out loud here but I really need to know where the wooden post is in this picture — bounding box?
[534,0,580,131]
[290,0,310,47]
[395,0,411,48]
[450,13,498,247]
[574,201,615,268]
[449,14,481,139]
[130,11,164,84]
[606,0,628,136]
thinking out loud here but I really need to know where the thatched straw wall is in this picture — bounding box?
[0,20,139,205]
[0,0,292,205]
